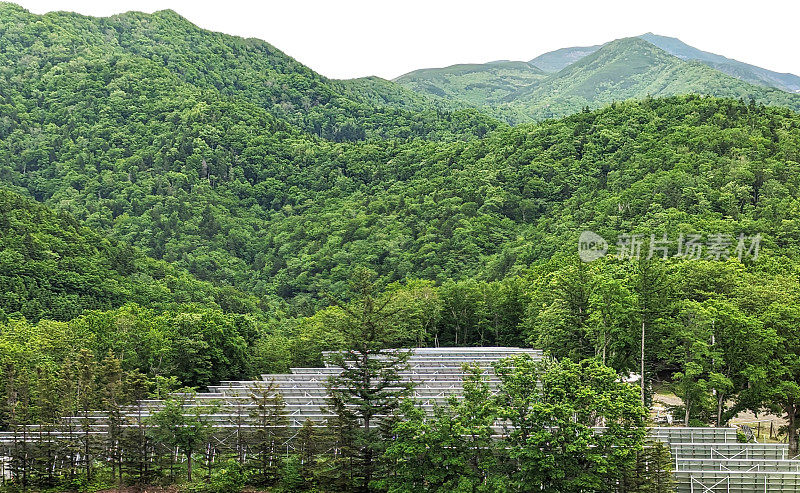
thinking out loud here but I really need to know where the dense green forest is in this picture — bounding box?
[0,2,497,143]
[2,2,800,491]
[3,85,799,311]
[0,190,264,322]
[2,3,799,312]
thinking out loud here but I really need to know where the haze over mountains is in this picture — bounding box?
[395,33,800,123]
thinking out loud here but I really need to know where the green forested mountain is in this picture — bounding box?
[2,3,800,313]
[0,2,502,309]
[505,38,800,121]
[3,54,800,310]
[396,37,800,123]
[530,34,800,94]
[0,2,499,142]
[638,33,800,93]
[2,1,800,314]
[393,60,547,120]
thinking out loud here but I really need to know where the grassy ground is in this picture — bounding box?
[651,383,788,443]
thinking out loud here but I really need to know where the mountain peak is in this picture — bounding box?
[528,34,800,93]
[638,33,800,92]
[559,36,676,73]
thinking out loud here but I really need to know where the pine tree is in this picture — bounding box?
[118,370,150,484]
[247,379,288,485]
[99,353,125,483]
[324,268,414,492]
[631,441,675,493]
[33,366,61,486]
[4,365,32,487]
[74,349,99,482]
[296,418,322,488]
[148,391,215,482]
[58,358,80,481]
[227,393,251,465]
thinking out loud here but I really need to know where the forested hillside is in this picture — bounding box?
[2,1,800,342]
[0,2,499,142]
[394,60,547,121]
[4,79,800,311]
[0,190,266,322]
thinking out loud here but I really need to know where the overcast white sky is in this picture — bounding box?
[13,0,800,80]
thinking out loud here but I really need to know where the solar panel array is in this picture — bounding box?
[0,347,542,439]
[141,347,543,427]
[649,427,800,492]
[2,346,799,492]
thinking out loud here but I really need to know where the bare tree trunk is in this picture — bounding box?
[789,406,799,458]
[602,330,607,366]
[684,400,691,427]
[84,425,91,482]
[363,351,372,492]
[640,321,646,407]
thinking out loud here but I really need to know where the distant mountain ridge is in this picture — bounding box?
[392,60,548,121]
[526,34,800,94]
[529,45,601,73]
[396,35,800,123]
[638,33,800,93]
